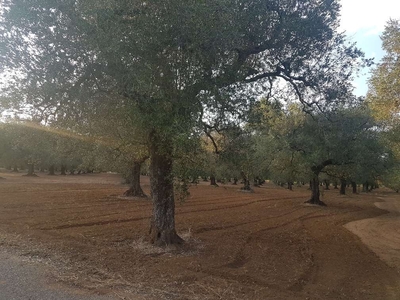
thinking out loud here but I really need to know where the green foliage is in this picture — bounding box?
[0,122,52,169]
[367,19,400,159]
[368,19,400,125]
[382,164,400,192]
[2,0,367,139]
[248,99,391,187]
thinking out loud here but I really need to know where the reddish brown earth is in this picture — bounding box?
[0,170,399,299]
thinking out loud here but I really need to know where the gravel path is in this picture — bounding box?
[0,250,117,300]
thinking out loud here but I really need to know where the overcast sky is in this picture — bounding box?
[339,0,400,96]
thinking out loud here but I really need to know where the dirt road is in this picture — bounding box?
[345,194,400,272]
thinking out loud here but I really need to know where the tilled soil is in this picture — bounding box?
[0,171,399,299]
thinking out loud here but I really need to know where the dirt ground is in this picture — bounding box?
[0,170,399,300]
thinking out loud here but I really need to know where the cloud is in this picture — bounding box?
[339,0,400,34]
[338,1,400,97]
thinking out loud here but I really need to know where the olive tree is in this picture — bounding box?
[2,0,366,244]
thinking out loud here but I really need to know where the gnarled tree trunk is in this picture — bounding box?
[340,178,346,195]
[124,160,147,197]
[60,164,66,175]
[324,180,330,190]
[48,165,55,175]
[210,175,218,186]
[240,171,251,191]
[307,176,324,205]
[306,160,333,206]
[27,163,35,176]
[351,181,357,194]
[149,134,183,246]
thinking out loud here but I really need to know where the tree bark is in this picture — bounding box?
[306,160,333,206]
[232,177,238,185]
[333,181,338,189]
[12,165,18,172]
[27,163,35,176]
[305,175,325,205]
[240,171,251,191]
[124,161,147,197]
[60,164,66,175]
[210,175,218,186]
[351,181,357,194]
[287,182,293,190]
[340,178,346,195]
[324,180,330,190]
[148,134,183,246]
[48,165,55,175]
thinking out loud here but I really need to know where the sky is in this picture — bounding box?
[339,0,400,96]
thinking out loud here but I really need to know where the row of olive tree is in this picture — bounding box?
[182,99,397,204]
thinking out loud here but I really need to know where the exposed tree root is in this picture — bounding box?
[240,188,254,193]
[149,228,184,247]
[123,188,147,198]
[304,199,327,206]
[23,174,39,177]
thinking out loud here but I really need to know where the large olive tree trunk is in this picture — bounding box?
[305,159,333,206]
[210,175,218,186]
[27,163,35,176]
[124,160,147,197]
[149,135,183,246]
[308,176,322,204]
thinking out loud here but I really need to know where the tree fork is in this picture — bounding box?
[305,160,333,206]
[305,176,326,206]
